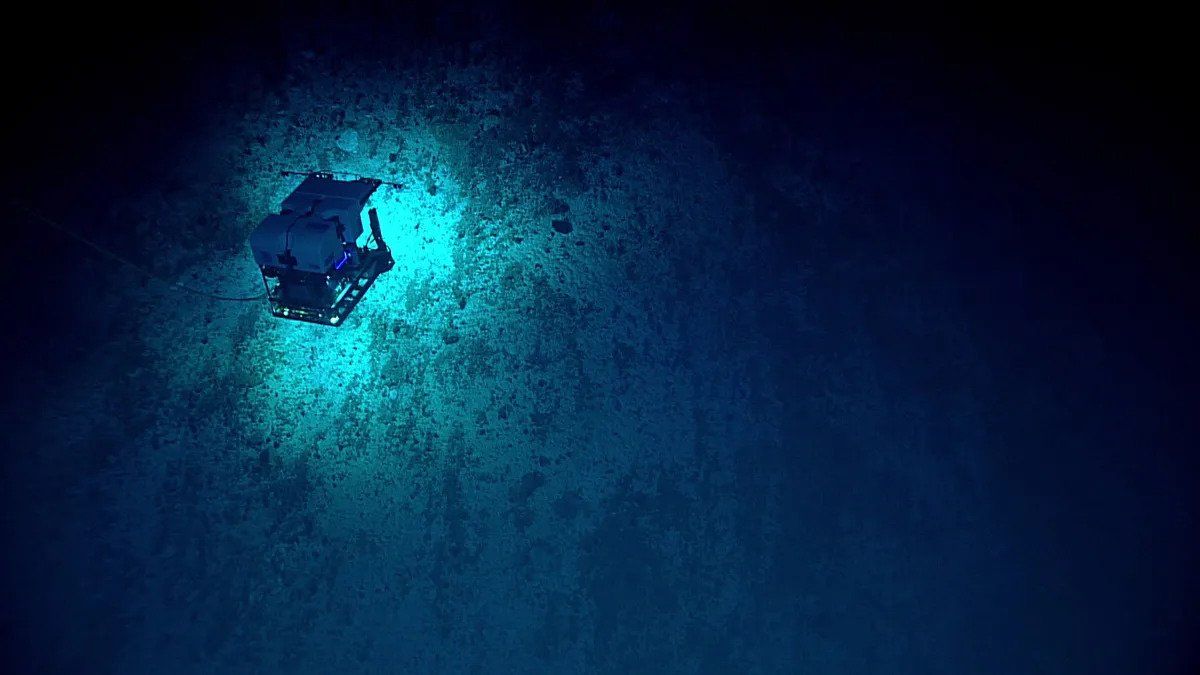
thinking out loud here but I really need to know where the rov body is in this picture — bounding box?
[248,172,394,325]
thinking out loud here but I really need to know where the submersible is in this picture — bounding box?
[248,172,394,325]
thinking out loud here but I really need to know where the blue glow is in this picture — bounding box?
[334,250,349,270]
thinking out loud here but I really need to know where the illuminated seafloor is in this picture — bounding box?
[4,42,1195,674]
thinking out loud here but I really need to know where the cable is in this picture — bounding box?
[13,202,266,302]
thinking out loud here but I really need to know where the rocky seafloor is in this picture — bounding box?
[4,33,1196,675]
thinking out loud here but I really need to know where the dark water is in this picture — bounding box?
[3,4,1196,673]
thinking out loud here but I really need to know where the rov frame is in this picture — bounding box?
[253,172,395,326]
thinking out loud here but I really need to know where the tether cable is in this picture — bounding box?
[14,202,266,302]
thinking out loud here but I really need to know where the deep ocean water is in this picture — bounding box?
[2,9,1196,674]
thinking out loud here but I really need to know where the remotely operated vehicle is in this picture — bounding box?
[249,172,394,325]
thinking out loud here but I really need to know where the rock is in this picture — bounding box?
[336,129,359,153]
[552,218,573,234]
